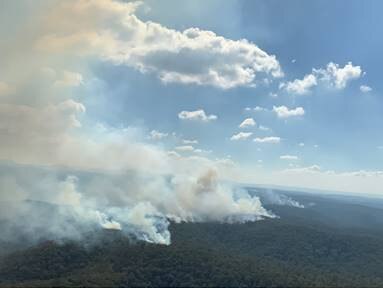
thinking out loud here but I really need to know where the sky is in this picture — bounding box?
[0,0,383,195]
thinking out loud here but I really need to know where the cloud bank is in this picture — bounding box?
[36,0,283,89]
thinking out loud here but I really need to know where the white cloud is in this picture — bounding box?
[360,85,372,93]
[280,74,317,95]
[239,118,256,128]
[37,0,283,89]
[230,132,253,141]
[280,155,299,160]
[175,145,195,152]
[281,62,362,94]
[182,139,198,145]
[299,142,305,147]
[178,109,217,122]
[315,62,361,89]
[273,106,305,118]
[150,130,168,140]
[254,136,281,144]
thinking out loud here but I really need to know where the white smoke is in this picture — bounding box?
[261,189,305,208]
[0,164,275,245]
[0,0,278,247]
[96,211,122,231]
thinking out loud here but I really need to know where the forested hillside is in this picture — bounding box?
[1,191,383,287]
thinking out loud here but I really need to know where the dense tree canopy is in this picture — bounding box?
[1,192,383,287]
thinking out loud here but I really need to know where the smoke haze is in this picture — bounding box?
[0,0,304,247]
[0,164,278,245]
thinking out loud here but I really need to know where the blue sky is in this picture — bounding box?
[82,0,383,172]
[1,0,383,195]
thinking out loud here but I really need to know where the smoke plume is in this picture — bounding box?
[0,0,279,247]
[0,164,275,245]
[255,189,305,208]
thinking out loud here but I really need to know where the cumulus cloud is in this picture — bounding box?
[273,106,305,118]
[36,0,283,89]
[315,62,362,89]
[360,85,372,93]
[280,74,317,95]
[254,136,281,144]
[230,132,253,141]
[178,109,217,122]
[239,118,256,128]
[280,155,299,160]
[281,62,362,94]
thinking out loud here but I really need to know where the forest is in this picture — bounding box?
[1,190,383,287]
